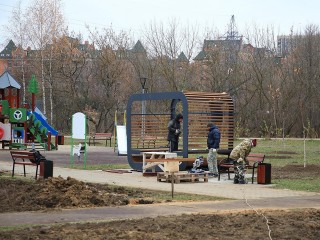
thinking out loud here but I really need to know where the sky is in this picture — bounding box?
[1,0,320,48]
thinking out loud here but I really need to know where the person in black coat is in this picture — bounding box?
[207,122,220,177]
[167,113,183,152]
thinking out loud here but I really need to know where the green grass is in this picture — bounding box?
[105,184,228,202]
[272,179,320,192]
[0,224,38,232]
[189,138,319,167]
[68,164,131,170]
[237,138,320,192]
[234,138,320,167]
[132,190,228,202]
[59,136,116,147]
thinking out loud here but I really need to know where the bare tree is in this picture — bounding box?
[52,36,90,132]
[25,0,65,116]
[45,0,66,124]
[289,25,320,137]
[87,26,133,132]
[143,19,200,92]
[5,0,28,102]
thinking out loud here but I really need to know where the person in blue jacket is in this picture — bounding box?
[207,122,220,177]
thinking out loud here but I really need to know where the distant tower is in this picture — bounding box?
[225,15,242,41]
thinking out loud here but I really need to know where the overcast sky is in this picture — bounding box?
[1,0,320,47]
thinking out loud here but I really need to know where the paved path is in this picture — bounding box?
[1,146,319,227]
[1,160,317,200]
[1,195,320,227]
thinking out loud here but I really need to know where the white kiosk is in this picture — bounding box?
[70,112,87,167]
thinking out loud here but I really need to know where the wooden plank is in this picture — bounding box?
[157,172,208,183]
[145,158,196,163]
[14,162,36,166]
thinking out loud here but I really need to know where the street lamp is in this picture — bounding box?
[139,77,147,138]
[139,77,147,94]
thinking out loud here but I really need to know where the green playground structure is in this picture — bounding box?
[0,71,58,150]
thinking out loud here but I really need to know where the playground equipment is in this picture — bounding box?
[114,110,127,155]
[126,91,234,172]
[0,71,58,150]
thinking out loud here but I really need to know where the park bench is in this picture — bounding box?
[218,153,265,184]
[136,135,157,148]
[89,133,112,147]
[11,150,41,180]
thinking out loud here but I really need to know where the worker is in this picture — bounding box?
[230,138,257,184]
[167,113,183,152]
[207,122,220,177]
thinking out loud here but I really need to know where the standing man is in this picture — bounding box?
[230,138,257,184]
[167,113,183,152]
[207,122,220,177]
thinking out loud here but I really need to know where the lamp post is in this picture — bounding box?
[139,77,147,138]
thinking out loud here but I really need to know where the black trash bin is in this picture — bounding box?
[58,135,65,145]
[40,160,53,179]
[257,163,271,184]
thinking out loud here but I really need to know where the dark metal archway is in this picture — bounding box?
[126,91,234,172]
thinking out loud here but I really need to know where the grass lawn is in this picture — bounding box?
[242,138,320,192]
[250,138,319,167]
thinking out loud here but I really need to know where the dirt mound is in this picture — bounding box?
[0,176,134,212]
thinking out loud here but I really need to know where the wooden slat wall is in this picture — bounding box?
[131,114,169,148]
[130,91,234,151]
[184,91,234,150]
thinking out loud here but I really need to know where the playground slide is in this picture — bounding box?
[30,112,58,136]
[27,111,58,150]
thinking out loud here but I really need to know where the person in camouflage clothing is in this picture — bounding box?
[230,138,257,184]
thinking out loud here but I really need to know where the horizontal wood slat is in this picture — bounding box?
[130,91,234,152]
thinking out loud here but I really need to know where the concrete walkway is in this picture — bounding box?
[1,160,317,200]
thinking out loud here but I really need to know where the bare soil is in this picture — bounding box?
[272,164,320,179]
[0,165,320,239]
[0,176,159,213]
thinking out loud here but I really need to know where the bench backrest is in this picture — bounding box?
[95,133,112,138]
[246,153,265,164]
[137,135,157,148]
[10,151,37,164]
[142,136,157,141]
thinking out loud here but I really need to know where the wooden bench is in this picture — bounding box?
[218,153,266,184]
[11,150,40,180]
[139,148,169,152]
[89,133,112,147]
[136,135,157,148]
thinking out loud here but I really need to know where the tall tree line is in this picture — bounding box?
[5,0,320,137]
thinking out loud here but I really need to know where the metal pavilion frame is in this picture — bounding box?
[126,91,234,172]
